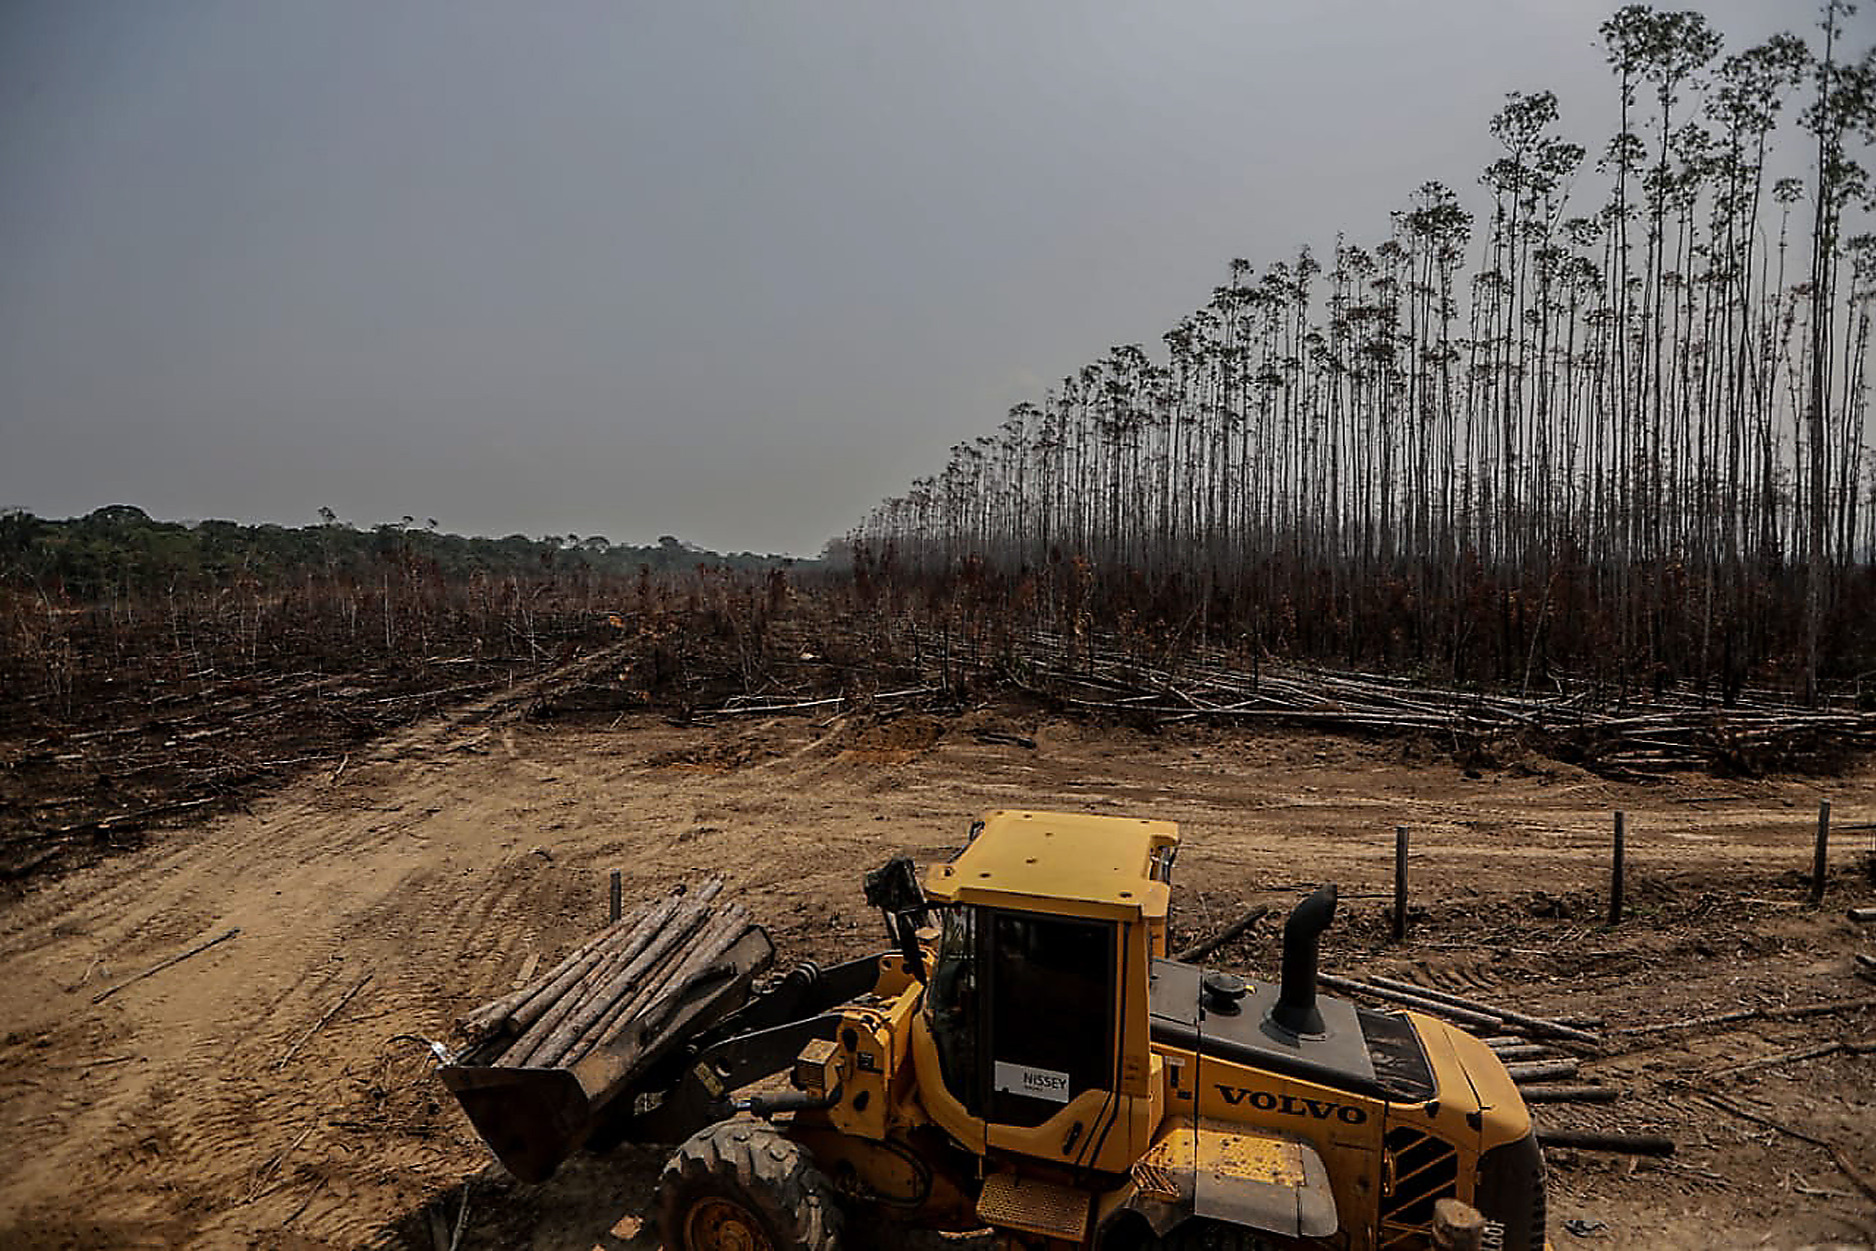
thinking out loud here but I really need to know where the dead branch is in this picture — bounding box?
[1709,1038,1876,1077]
[91,926,240,1004]
[1611,995,1876,1036]
[276,973,374,1069]
[1172,905,1270,963]
[1700,1092,1876,1205]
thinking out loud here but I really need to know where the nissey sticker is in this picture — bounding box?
[994,1060,1072,1103]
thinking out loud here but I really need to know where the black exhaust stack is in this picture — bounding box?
[1268,884,1338,1038]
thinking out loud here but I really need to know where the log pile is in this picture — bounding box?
[974,633,1876,776]
[1322,971,1677,1155]
[456,880,756,1070]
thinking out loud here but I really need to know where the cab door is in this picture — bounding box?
[980,908,1117,1127]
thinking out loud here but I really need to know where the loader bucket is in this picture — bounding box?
[438,1063,592,1184]
[440,925,775,1182]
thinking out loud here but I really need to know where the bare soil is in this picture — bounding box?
[0,699,1871,1250]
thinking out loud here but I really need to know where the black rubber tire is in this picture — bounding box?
[1153,1219,1277,1251]
[655,1118,844,1251]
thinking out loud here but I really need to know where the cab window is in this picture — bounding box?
[983,910,1115,1127]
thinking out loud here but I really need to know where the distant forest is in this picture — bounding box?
[0,504,798,602]
[0,503,807,722]
[851,3,1876,702]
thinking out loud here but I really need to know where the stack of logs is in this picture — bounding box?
[456,880,753,1070]
[1319,972,1673,1156]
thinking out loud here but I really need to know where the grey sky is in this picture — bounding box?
[0,1,1841,555]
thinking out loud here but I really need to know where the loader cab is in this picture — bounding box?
[916,810,1177,1173]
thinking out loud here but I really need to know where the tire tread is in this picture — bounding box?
[655,1118,843,1250]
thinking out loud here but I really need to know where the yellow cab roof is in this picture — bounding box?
[924,809,1179,921]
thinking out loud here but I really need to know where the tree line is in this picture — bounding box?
[851,3,1876,703]
[0,504,797,604]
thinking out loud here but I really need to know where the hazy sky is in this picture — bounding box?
[0,1,1849,555]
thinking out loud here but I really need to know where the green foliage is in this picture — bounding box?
[0,507,802,602]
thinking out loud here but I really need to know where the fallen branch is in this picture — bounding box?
[1611,995,1876,1036]
[448,1177,472,1251]
[276,973,374,1069]
[92,927,240,1004]
[247,1117,318,1202]
[1700,1092,1876,1205]
[1173,906,1269,963]
[49,795,219,838]
[1709,1037,1876,1078]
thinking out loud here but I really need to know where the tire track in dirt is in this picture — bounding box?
[0,647,650,1249]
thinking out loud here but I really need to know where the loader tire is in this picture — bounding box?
[655,1118,843,1251]
[1154,1219,1276,1250]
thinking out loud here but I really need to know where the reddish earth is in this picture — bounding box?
[0,698,1871,1249]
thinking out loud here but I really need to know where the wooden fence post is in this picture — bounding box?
[609,869,623,923]
[1393,825,1409,943]
[1609,811,1626,926]
[1810,799,1831,907]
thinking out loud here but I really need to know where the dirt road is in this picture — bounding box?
[1,704,1871,1249]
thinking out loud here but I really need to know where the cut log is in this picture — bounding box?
[567,904,756,1066]
[506,898,668,1034]
[579,905,752,1053]
[1516,1085,1620,1103]
[521,883,724,1068]
[529,893,719,1066]
[495,890,691,1066]
[1487,1044,1557,1061]
[1317,973,1502,1032]
[1506,1059,1580,1083]
[1431,1198,1487,1251]
[1365,976,1600,1045]
[561,911,739,1066]
[1536,1128,1673,1156]
[457,901,653,1039]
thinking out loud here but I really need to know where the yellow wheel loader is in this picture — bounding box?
[440,811,1549,1249]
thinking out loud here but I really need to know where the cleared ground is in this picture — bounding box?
[0,700,1871,1249]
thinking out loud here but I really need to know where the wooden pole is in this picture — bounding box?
[609,870,623,923]
[1392,825,1409,943]
[1609,810,1626,926]
[1809,799,1831,906]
